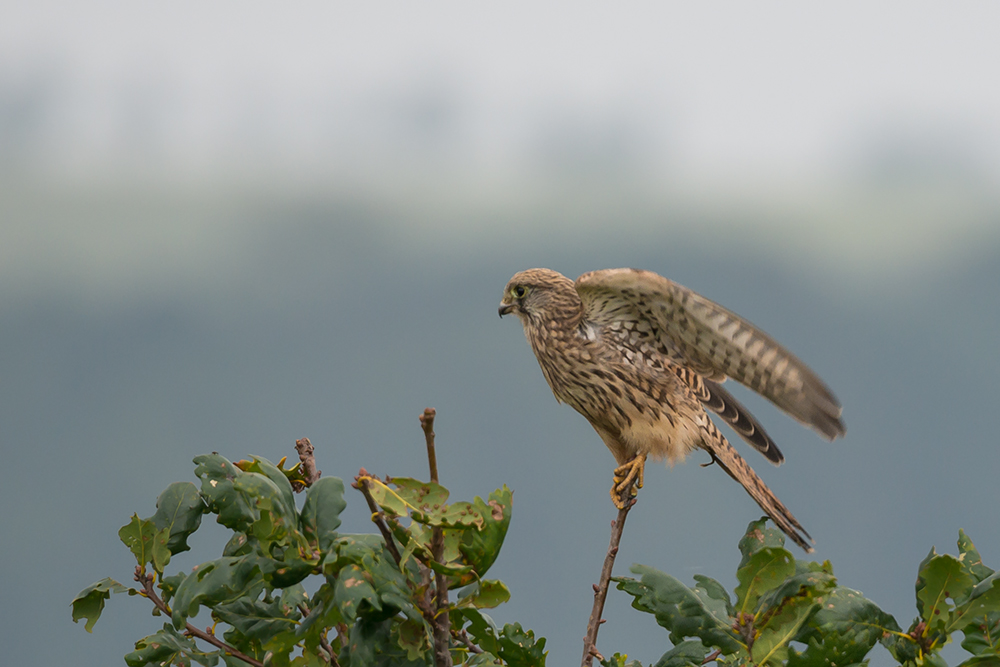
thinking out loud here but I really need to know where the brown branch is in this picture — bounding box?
[294,437,322,490]
[353,469,403,566]
[420,408,452,667]
[420,408,439,483]
[452,627,484,655]
[581,497,637,667]
[134,566,264,667]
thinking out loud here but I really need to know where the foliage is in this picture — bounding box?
[73,436,997,667]
[72,451,546,667]
[607,520,1000,667]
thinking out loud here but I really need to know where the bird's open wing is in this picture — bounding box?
[575,268,845,440]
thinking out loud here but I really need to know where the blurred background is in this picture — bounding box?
[3,3,999,665]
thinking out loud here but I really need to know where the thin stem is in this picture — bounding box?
[581,497,636,667]
[420,408,439,483]
[420,408,452,667]
[298,604,341,667]
[134,567,264,667]
[354,470,403,566]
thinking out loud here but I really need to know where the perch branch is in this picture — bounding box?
[354,469,403,566]
[581,496,637,667]
[294,437,322,489]
[420,408,452,667]
[134,566,264,667]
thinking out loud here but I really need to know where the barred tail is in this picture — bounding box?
[701,419,813,552]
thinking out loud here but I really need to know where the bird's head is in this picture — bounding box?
[499,268,580,323]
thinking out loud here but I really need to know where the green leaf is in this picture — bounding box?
[958,531,995,584]
[496,622,547,667]
[395,617,431,662]
[955,656,1000,667]
[171,555,266,629]
[751,596,819,666]
[72,578,128,632]
[159,572,187,607]
[652,639,711,667]
[615,564,742,655]
[295,583,344,652]
[300,477,347,555]
[953,573,1000,634]
[459,486,513,579]
[152,482,206,555]
[788,586,903,667]
[125,623,220,667]
[917,551,976,631]
[119,514,171,572]
[194,454,257,532]
[232,472,299,545]
[459,608,501,656]
[738,518,787,567]
[334,564,381,623]
[456,580,511,610]
[235,456,298,522]
[212,595,300,645]
[961,612,1000,656]
[693,575,734,618]
[735,546,796,614]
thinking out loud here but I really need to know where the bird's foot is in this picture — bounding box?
[610,454,646,509]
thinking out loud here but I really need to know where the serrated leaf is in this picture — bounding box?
[788,586,902,667]
[72,578,128,632]
[194,453,258,532]
[232,472,299,545]
[693,575,734,617]
[496,622,547,667]
[235,456,297,521]
[396,617,432,662]
[119,514,171,572]
[334,564,380,623]
[616,565,742,655]
[961,612,1000,656]
[653,639,711,667]
[955,656,1000,667]
[300,477,347,555]
[735,546,795,614]
[159,572,187,607]
[751,596,819,666]
[953,573,1000,634]
[459,487,512,579]
[958,531,995,584]
[152,482,206,555]
[456,580,511,610]
[917,552,975,631]
[738,518,787,568]
[171,555,266,629]
[212,595,300,645]
[390,477,451,509]
[125,623,220,667]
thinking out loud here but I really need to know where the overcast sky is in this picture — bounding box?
[3,1,1000,179]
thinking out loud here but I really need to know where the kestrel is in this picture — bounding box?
[498,268,845,552]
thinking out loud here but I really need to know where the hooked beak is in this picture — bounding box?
[498,302,515,318]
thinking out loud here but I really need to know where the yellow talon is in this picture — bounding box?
[610,454,646,508]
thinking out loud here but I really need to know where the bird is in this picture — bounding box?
[498,267,845,552]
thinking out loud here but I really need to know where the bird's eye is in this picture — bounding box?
[513,285,528,298]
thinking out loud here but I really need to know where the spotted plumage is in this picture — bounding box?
[499,267,846,552]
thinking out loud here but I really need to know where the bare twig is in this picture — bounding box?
[581,496,637,667]
[134,566,264,667]
[702,649,722,664]
[294,437,322,490]
[420,408,452,667]
[420,408,439,483]
[452,627,484,655]
[353,469,403,566]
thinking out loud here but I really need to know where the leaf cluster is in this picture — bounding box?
[608,520,1000,667]
[73,453,546,667]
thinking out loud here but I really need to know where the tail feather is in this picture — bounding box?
[700,419,813,552]
[701,379,784,465]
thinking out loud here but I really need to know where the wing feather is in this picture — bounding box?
[575,268,845,441]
